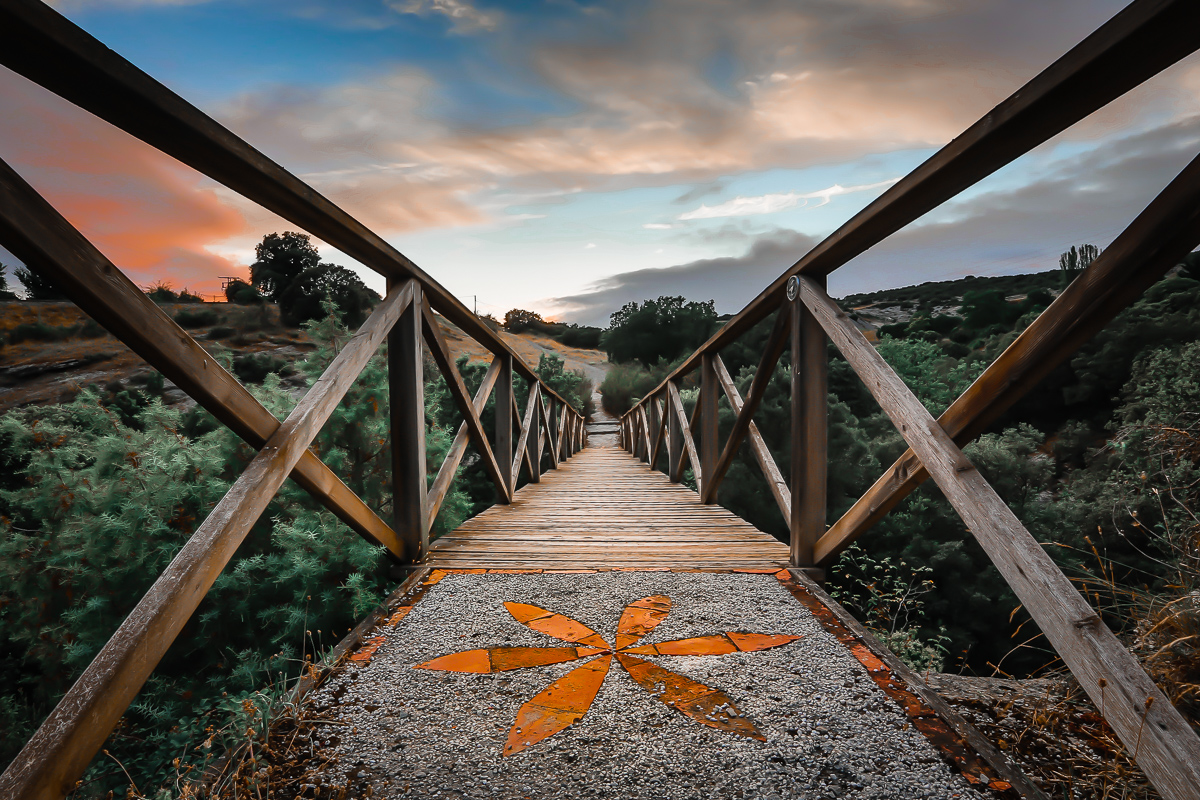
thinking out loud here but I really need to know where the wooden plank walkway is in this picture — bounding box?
[427,446,790,570]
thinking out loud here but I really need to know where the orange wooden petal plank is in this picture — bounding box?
[616,654,764,741]
[414,647,591,673]
[614,595,671,649]
[504,655,612,755]
[504,602,609,648]
[621,634,738,656]
[725,632,803,652]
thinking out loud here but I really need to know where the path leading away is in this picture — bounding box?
[428,448,789,570]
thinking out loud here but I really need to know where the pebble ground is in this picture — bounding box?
[306,572,986,800]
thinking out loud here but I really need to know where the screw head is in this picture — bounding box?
[786,275,800,301]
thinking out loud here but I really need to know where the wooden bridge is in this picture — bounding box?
[2,0,1200,798]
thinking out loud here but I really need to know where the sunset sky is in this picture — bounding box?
[2,0,1199,324]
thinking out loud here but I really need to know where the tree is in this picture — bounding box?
[1059,243,1100,286]
[277,263,379,328]
[13,263,64,300]
[503,309,544,332]
[601,296,716,366]
[250,231,321,302]
[224,278,264,305]
[0,263,16,300]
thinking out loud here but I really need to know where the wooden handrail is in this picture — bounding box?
[0,0,583,416]
[0,280,416,800]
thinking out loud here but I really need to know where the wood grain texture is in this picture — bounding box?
[426,358,502,527]
[0,280,414,800]
[0,154,404,559]
[798,275,1200,800]
[712,356,790,526]
[698,354,719,501]
[703,305,790,503]
[495,355,514,498]
[791,289,827,567]
[815,147,1200,566]
[391,282,427,563]
[429,447,788,570]
[668,382,701,487]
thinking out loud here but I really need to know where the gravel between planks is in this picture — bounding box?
[304,572,987,799]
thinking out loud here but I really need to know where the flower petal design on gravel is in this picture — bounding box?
[415,594,801,754]
[505,655,613,755]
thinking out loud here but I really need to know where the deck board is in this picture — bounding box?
[427,446,789,570]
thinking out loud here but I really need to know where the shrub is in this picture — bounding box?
[146,281,178,303]
[207,325,236,340]
[225,278,264,305]
[174,309,220,329]
[232,352,287,384]
[8,322,69,344]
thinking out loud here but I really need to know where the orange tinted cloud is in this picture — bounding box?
[0,67,246,295]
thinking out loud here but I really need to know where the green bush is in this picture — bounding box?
[8,322,69,344]
[207,325,236,340]
[174,308,220,329]
[232,352,287,384]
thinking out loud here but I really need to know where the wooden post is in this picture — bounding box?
[790,279,827,570]
[528,384,542,483]
[390,280,427,563]
[496,354,513,500]
[647,396,661,471]
[699,353,719,501]
[546,396,559,466]
[667,385,683,482]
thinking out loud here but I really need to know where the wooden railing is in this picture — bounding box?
[618,2,1200,798]
[0,2,586,797]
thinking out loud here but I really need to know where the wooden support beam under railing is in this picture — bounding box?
[513,383,540,487]
[698,354,720,499]
[797,275,1200,800]
[649,396,667,472]
[703,305,791,504]
[0,153,406,560]
[790,278,828,568]
[421,301,510,502]
[0,280,416,800]
[496,355,514,498]
[426,358,502,527]
[815,146,1200,566]
[667,387,683,482]
[390,282,427,563]
[668,382,702,488]
[712,356,790,526]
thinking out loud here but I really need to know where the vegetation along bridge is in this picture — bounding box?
[1,0,1200,797]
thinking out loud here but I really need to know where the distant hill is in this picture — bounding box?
[840,270,1063,311]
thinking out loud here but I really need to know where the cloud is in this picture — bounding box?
[386,0,501,33]
[0,70,245,294]
[678,178,899,220]
[550,229,819,325]
[643,223,673,229]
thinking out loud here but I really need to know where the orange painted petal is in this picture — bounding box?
[504,602,609,648]
[622,634,738,656]
[504,655,612,755]
[414,647,591,673]
[725,632,803,652]
[614,595,671,649]
[617,654,764,740]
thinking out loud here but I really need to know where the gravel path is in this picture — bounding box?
[307,572,986,799]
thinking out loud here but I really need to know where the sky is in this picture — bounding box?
[2,0,1199,325]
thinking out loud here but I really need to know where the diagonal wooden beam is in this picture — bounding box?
[0,154,405,560]
[0,0,585,413]
[712,356,791,526]
[815,146,1200,567]
[540,392,559,470]
[426,358,502,528]
[512,383,539,488]
[649,396,668,471]
[702,306,791,503]
[0,280,414,800]
[638,405,654,464]
[555,404,567,463]
[797,275,1200,800]
[420,302,510,501]
[672,386,701,482]
[667,382,702,487]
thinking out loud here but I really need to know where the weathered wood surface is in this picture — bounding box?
[790,287,828,567]
[390,282,428,563]
[0,281,415,800]
[0,154,404,559]
[815,146,1200,566]
[428,447,789,570]
[426,358,502,528]
[798,276,1200,800]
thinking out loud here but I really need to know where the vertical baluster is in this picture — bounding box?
[390,281,427,562]
[496,354,513,501]
[699,354,719,501]
[789,277,827,570]
[528,384,542,483]
[667,383,682,482]
[647,395,661,472]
